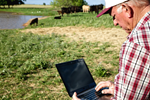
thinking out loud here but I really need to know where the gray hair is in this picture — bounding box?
[124,0,150,7]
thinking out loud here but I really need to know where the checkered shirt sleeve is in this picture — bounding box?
[111,12,150,100]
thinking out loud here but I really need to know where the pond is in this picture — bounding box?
[0,12,44,29]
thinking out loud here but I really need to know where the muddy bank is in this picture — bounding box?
[23,16,49,27]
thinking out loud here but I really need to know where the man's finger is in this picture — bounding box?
[102,89,111,94]
[95,81,110,91]
[72,92,80,100]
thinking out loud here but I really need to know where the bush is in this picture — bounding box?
[43,3,46,5]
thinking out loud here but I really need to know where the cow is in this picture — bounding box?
[97,4,104,11]
[54,16,61,19]
[76,6,82,12]
[61,7,71,16]
[70,6,82,13]
[57,10,62,15]
[89,5,98,14]
[89,4,104,14]
[70,6,77,13]
[82,5,90,13]
[30,18,38,26]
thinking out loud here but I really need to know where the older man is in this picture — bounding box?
[72,0,150,100]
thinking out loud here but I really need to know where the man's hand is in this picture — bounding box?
[72,92,81,100]
[95,81,114,95]
[72,81,114,100]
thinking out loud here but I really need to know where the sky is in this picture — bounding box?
[25,0,105,6]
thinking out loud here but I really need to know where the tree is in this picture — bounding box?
[50,0,88,7]
[0,0,26,8]
[0,0,7,8]
[7,0,16,8]
[72,0,88,7]
[50,0,72,7]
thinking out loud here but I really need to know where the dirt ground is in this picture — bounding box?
[21,26,128,51]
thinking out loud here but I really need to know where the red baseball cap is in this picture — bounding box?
[96,7,112,17]
[97,0,128,17]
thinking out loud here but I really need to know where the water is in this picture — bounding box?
[0,12,44,29]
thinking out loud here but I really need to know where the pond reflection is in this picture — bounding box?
[0,12,44,29]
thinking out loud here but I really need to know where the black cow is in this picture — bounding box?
[70,6,82,13]
[89,5,98,14]
[76,6,83,12]
[97,4,104,11]
[61,7,71,16]
[70,6,76,13]
[89,4,103,14]
[30,18,38,26]
[54,16,61,19]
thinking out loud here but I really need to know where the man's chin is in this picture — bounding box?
[124,29,131,34]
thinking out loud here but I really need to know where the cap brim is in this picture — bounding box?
[97,7,112,17]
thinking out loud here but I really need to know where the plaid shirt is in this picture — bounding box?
[111,12,150,100]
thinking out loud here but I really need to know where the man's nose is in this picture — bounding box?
[113,20,118,26]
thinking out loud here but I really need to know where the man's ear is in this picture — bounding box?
[121,3,133,18]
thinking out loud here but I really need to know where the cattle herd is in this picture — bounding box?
[56,4,104,18]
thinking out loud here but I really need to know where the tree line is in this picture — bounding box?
[50,0,88,7]
[0,0,26,8]
[0,0,88,9]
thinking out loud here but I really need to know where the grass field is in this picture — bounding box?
[0,5,120,100]
[0,4,60,16]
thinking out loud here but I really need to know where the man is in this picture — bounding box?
[72,0,150,99]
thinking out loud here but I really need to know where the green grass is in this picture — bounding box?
[24,11,120,29]
[27,12,117,28]
[0,7,60,16]
[0,7,120,99]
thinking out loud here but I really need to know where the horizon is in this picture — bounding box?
[24,0,105,6]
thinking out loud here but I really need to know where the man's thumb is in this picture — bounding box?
[72,92,78,99]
